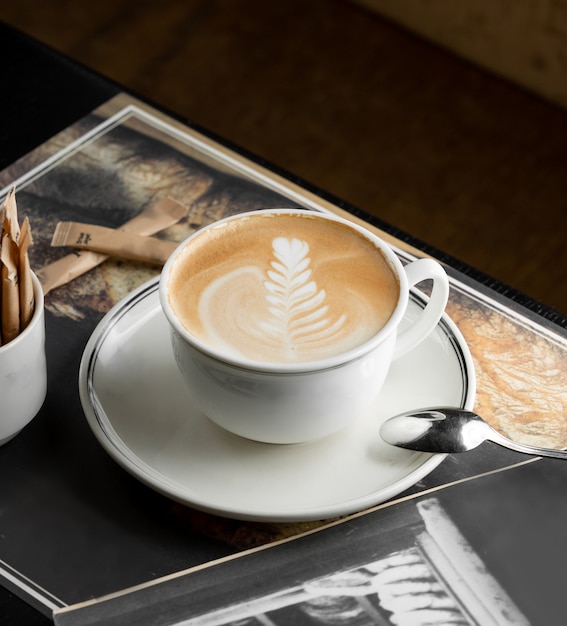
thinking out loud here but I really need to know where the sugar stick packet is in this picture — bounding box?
[38,196,188,294]
[19,217,34,329]
[51,221,178,265]
[0,187,34,346]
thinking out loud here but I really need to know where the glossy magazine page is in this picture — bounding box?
[0,94,564,623]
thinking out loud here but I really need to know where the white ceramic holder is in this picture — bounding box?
[0,272,47,446]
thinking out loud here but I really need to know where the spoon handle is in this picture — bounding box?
[490,431,567,460]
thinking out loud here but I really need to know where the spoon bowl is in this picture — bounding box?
[380,408,567,460]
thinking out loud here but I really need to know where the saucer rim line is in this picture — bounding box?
[78,277,476,522]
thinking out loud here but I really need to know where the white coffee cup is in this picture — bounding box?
[160,209,449,444]
[0,272,47,446]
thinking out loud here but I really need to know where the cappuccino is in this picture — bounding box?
[167,212,399,363]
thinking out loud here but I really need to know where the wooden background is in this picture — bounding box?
[357,0,567,110]
[1,0,566,315]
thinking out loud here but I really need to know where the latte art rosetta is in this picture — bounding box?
[167,213,400,363]
[199,237,370,361]
[259,237,347,353]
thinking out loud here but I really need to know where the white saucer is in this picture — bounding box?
[79,278,475,522]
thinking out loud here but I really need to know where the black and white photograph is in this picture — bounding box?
[54,457,567,625]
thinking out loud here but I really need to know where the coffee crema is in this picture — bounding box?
[167,213,399,363]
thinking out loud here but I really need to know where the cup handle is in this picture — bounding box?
[393,258,450,360]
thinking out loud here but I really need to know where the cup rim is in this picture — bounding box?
[0,271,44,354]
[159,209,409,373]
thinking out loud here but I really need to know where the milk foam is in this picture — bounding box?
[168,213,399,363]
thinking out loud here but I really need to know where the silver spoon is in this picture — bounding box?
[380,407,567,459]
